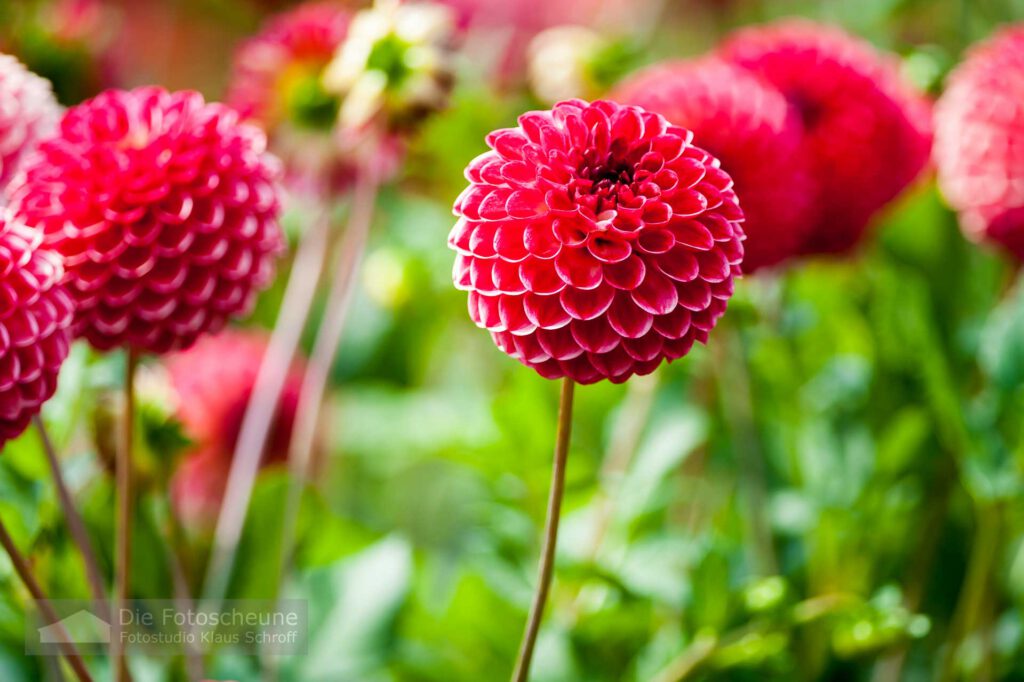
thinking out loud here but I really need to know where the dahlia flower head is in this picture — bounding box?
[614,59,816,272]
[719,20,932,255]
[450,99,745,384]
[0,210,73,445]
[164,329,304,528]
[0,54,60,196]
[227,1,351,134]
[934,26,1024,258]
[322,0,457,134]
[7,86,284,355]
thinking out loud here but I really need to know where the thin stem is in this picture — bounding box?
[511,378,575,682]
[114,350,137,682]
[0,513,93,682]
[274,169,378,596]
[34,416,108,616]
[154,500,203,682]
[716,323,777,576]
[938,502,1003,682]
[201,207,331,609]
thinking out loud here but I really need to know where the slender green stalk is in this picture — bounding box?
[716,322,777,576]
[114,350,137,682]
[34,416,108,615]
[201,207,331,609]
[0,513,94,681]
[511,378,575,682]
[938,503,1003,682]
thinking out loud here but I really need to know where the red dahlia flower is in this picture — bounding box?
[0,210,73,445]
[934,26,1024,258]
[614,59,816,272]
[0,54,60,195]
[450,99,744,384]
[227,2,350,133]
[164,329,304,527]
[7,87,284,354]
[720,20,932,255]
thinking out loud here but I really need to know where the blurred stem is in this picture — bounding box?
[114,349,137,682]
[262,168,379,682]
[153,499,203,682]
[938,502,1003,682]
[511,378,575,682]
[201,203,332,610]
[716,322,778,576]
[871,454,956,682]
[34,416,108,615]
[276,167,378,575]
[0,513,94,682]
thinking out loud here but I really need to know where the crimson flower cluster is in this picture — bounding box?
[935,25,1024,258]
[450,99,744,384]
[0,211,73,445]
[718,20,932,256]
[0,54,60,195]
[8,86,284,354]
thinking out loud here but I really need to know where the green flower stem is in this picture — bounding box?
[114,349,137,682]
[938,502,1003,682]
[276,166,379,588]
[512,378,575,682]
[34,416,108,615]
[201,204,332,610]
[0,512,94,681]
[716,321,778,576]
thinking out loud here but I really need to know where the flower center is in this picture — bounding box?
[573,151,636,217]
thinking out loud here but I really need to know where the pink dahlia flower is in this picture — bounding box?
[720,20,932,255]
[7,87,284,354]
[165,329,304,527]
[0,54,60,195]
[450,99,744,384]
[227,2,350,132]
[613,59,816,272]
[0,210,73,445]
[934,26,1024,258]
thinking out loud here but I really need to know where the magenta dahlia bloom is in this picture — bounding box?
[0,54,60,195]
[0,210,73,444]
[614,59,816,272]
[7,87,284,354]
[720,20,932,255]
[227,2,350,132]
[450,99,744,384]
[934,26,1024,258]
[165,329,303,527]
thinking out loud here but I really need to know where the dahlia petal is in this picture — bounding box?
[604,254,646,290]
[570,318,621,354]
[560,284,615,321]
[653,307,692,339]
[697,249,731,283]
[631,270,678,316]
[607,293,654,339]
[586,233,632,263]
[637,229,675,255]
[669,220,715,251]
[678,280,712,311]
[536,326,585,361]
[621,334,666,362]
[523,221,561,258]
[520,258,567,294]
[554,248,603,289]
[523,292,572,329]
[498,296,536,335]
